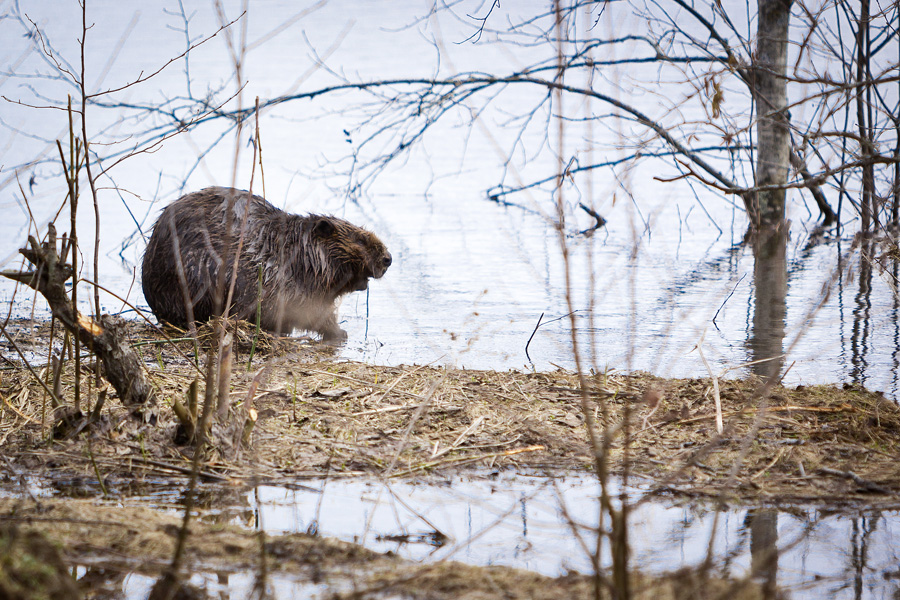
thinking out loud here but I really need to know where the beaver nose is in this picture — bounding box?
[383,253,392,269]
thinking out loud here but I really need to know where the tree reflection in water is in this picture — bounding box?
[749,226,788,382]
[744,224,787,599]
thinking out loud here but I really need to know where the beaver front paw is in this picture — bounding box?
[321,327,349,345]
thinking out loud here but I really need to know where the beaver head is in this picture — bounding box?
[309,216,392,296]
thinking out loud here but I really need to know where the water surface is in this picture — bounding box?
[1,1,895,399]
[19,473,900,599]
[1,7,899,597]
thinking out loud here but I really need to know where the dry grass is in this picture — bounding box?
[2,317,898,598]
[1,318,899,504]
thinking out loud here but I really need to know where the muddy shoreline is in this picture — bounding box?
[4,318,898,503]
[2,317,899,598]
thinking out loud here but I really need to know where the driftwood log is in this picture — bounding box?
[2,224,157,421]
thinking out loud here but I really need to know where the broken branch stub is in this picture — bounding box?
[2,223,157,422]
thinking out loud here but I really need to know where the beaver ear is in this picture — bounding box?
[314,218,335,237]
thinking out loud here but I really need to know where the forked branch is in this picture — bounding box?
[2,223,157,421]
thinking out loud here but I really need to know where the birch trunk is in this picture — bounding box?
[753,0,793,227]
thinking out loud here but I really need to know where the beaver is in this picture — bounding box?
[141,186,391,341]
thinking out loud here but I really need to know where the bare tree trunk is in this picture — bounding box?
[856,0,876,233]
[749,0,791,396]
[752,0,793,228]
[893,132,899,229]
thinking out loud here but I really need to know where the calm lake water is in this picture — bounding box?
[1,2,899,598]
[1,1,897,399]
[17,473,900,599]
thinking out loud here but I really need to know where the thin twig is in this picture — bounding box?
[389,445,545,478]
[524,312,544,364]
[694,330,723,434]
[431,416,485,459]
[712,274,746,330]
[818,467,896,495]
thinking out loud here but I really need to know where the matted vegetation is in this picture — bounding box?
[2,318,899,505]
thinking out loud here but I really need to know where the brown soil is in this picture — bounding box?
[2,317,899,597]
[3,318,898,504]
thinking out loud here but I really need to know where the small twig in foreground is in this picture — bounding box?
[694,330,723,434]
[712,273,745,330]
[389,445,546,478]
[524,312,544,364]
[818,467,896,495]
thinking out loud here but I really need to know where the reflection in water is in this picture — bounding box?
[9,475,900,599]
[75,566,129,598]
[747,227,787,599]
[130,570,320,600]
[851,239,874,388]
[894,260,900,397]
[240,477,900,599]
[749,226,788,380]
[747,509,779,599]
[850,517,867,600]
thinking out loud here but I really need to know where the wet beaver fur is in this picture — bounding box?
[141,187,391,341]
